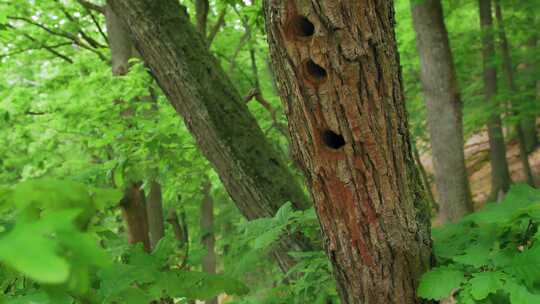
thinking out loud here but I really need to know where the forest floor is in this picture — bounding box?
[420,125,540,211]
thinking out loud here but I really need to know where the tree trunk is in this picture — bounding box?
[521,15,539,153]
[104,4,134,75]
[195,0,209,37]
[147,181,166,249]
[411,0,473,222]
[478,0,512,199]
[413,143,438,212]
[263,2,432,303]
[494,1,536,187]
[106,4,154,252]
[107,0,312,273]
[120,182,151,251]
[200,180,218,304]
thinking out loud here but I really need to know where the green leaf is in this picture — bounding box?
[107,287,153,304]
[0,210,82,284]
[452,243,492,267]
[506,279,540,304]
[253,225,283,249]
[156,270,249,300]
[417,267,466,300]
[90,187,122,210]
[468,271,505,300]
[274,201,293,225]
[505,245,540,287]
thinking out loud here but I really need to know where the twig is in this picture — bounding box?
[89,10,108,43]
[8,16,106,61]
[20,31,73,63]
[207,7,228,47]
[55,1,106,48]
[75,0,105,14]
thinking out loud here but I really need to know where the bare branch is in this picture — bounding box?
[54,1,107,48]
[0,42,71,59]
[20,32,73,63]
[207,7,227,47]
[75,0,105,14]
[7,16,107,61]
[89,10,108,43]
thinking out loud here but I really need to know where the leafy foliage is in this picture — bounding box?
[0,179,249,303]
[418,185,540,303]
[0,0,538,303]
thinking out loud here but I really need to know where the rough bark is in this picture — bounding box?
[107,0,312,272]
[494,1,536,187]
[200,180,218,304]
[411,0,473,222]
[147,181,166,249]
[120,182,151,251]
[264,2,432,303]
[478,0,512,199]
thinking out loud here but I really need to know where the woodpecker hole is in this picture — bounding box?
[287,16,315,38]
[322,130,346,149]
[303,60,327,84]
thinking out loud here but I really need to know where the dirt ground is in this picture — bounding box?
[420,128,540,211]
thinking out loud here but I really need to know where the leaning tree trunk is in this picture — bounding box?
[478,0,512,199]
[264,2,432,303]
[107,0,312,272]
[494,1,535,187]
[411,0,474,222]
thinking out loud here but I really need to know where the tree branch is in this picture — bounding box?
[20,32,73,63]
[54,1,107,48]
[89,10,108,43]
[8,16,107,61]
[0,42,71,60]
[75,0,105,14]
[206,7,227,47]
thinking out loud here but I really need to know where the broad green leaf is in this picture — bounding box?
[452,243,492,267]
[0,210,82,284]
[506,280,540,304]
[156,270,249,300]
[417,267,465,300]
[505,245,540,287]
[468,271,505,300]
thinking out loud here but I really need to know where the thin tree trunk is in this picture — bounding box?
[120,182,151,251]
[147,181,166,249]
[200,180,218,304]
[478,0,512,199]
[166,209,194,304]
[207,7,227,47]
[104,4,134,75]
[264,2,432,303]
[494,1,535,187]
[411,0,473,222]
[195,0,209,37]
[413,143,438,212]
[107,0,312,273]
[106,4,153,252]
[521,15,539,153]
